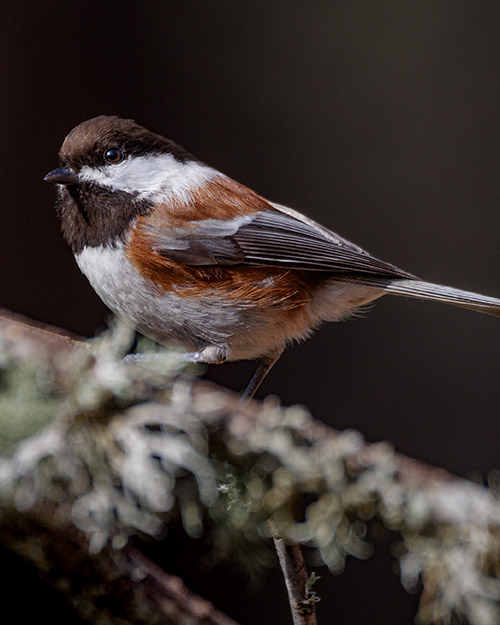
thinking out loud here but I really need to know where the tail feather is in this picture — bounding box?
[360,277,500,318]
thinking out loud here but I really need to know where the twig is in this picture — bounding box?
[273,538,319,625]
[126,547,241,625]
[0,505,241,625]
[240,348,318,624]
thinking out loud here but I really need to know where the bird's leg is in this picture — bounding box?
[182,345,229,364]
[180,345,284,399]
[241,348,284,399]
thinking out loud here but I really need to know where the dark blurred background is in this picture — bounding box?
[2,1,500,622]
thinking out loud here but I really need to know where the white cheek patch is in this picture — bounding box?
[78,153,216,204]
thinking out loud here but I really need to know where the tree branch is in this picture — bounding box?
[0,306,492,519]
[2,306,500,625]
[0,504,240,625]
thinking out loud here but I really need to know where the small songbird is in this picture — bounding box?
[44,115,500,397]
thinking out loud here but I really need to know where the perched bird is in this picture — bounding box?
[44,115,500,397]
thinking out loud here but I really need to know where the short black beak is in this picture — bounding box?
[43,166,79,185]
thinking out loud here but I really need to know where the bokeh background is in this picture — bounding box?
[2,2,500,623]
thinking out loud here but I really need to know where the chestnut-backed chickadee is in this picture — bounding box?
[44,116,500,397]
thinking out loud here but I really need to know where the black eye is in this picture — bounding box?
[104,147,124,164]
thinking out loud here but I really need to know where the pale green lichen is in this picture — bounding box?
[0,337,62,455]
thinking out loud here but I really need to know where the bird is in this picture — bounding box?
[44,115,500,398]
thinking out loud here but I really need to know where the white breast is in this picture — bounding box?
[74,244,247,353]
[75,243,145,320]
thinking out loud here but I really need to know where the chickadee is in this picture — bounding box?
[44,116,500,397]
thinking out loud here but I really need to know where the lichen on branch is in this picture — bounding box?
[1,309,500,625]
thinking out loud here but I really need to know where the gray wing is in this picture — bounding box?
[147,208,416,280]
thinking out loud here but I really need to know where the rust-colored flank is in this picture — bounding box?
[127,176,320,315]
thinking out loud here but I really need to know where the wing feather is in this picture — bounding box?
[147,208,416,279]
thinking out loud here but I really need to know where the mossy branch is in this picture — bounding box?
[1,308,500,625]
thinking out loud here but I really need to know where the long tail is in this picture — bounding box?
[360,277,500,318]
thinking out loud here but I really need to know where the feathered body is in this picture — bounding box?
[45,116,500,393]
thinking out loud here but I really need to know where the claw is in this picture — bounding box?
[122,353,148,364]
[182,352,204,362]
